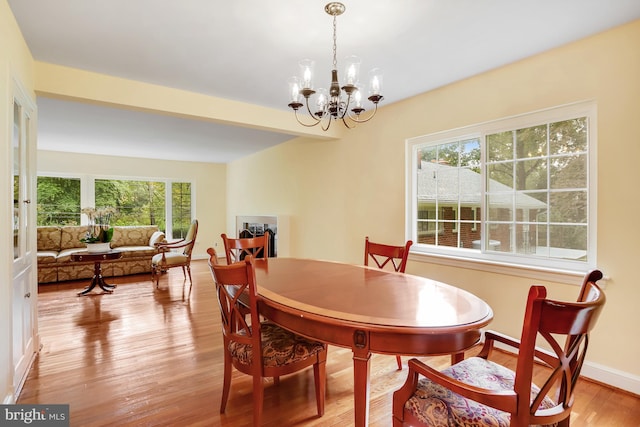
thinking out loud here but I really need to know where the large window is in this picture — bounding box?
[37,175,192,240]
[406,102,596,272]
[95,179,166,227]
[171,182,192,239]
[37,177,81,225]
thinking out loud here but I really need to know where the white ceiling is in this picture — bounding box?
[9,0,640,163]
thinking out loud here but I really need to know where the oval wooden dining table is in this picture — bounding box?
[252,257,493,427]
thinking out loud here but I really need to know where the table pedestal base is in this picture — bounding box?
[78,261,117,296]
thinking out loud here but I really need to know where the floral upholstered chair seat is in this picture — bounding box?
[229,322,326,368]
[405,356,557,427]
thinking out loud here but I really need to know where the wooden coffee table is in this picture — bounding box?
[71,250,123,296]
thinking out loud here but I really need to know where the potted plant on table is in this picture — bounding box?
[80,207,117,252]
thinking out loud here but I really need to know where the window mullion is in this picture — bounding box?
[165,181,173,239]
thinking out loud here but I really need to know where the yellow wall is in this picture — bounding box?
[1,0,36,403]
[227,20,640,385]
[37,150,227,259]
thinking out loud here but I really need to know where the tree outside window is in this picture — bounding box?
[37,177,81,225]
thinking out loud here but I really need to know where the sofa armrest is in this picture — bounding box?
[149,231,166,247]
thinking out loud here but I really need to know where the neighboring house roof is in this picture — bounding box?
[417,161,547,209]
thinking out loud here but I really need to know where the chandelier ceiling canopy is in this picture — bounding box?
[287,2,383,131]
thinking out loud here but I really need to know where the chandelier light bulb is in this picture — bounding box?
[371,77,380,94]
[316,88,328,112]
[288,77,301,103]
[347,66,356,82]
[368,69,383,96]
[354,89,362,108]
[344,55,361,86]
[303,69,312,88]
[299,59,315,90]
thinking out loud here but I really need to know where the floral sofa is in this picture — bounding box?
[37,225,166,283]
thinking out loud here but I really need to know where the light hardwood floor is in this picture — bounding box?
[19,260,640,426]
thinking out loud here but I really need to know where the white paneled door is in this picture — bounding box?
[11,81,38,398]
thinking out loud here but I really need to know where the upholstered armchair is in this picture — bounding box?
[151,219,198,288]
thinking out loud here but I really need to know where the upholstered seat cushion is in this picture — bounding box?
[229,322,325,368]
[37,251,58,264]
[151,252,188,266]
[119,246,157,258]
[405,357,557,427]
[56,248,89,263]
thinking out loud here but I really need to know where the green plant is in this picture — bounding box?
[80,207,117,243]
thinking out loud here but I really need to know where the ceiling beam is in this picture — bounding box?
[34,61,341,140]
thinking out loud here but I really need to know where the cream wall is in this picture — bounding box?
[227,20,640,391]
[37,150,227,260]
[1,0,36,403]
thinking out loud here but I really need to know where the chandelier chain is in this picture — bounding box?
[332,14,338,70]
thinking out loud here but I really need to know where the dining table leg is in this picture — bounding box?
[451,351,465,364]
[352,343,372,427]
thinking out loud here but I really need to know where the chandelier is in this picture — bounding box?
[287,2,384,131]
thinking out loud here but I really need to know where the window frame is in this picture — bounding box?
[405,101,597,278]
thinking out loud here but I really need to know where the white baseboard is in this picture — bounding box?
[581,361,640,396]
[492,340,640,396]
[3,393,16,404]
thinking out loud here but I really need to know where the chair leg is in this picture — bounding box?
[186,279,193,298]
[252,375,264,427]
[396,355,403,370]
[220,352,232,414]
[186,264,192,283]
[151,265,159,288]
[314,358,327,416]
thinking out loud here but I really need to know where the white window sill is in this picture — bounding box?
[407,251,605,287]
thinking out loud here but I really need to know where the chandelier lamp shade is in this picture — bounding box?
[287,2,383,131]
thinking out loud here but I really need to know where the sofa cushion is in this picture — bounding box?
[37,226,62,251]
[60,225,90,250]
[118,246,158,258]
[111,226,159,248]
[37,251,58,264]
[57,247,90,263]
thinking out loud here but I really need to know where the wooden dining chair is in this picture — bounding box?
[392,270,606,427]
[221,231,269,264]
[207,248,327,426]
[151,219,198,288]
[364,236,413,273]
[364,236,413,369]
